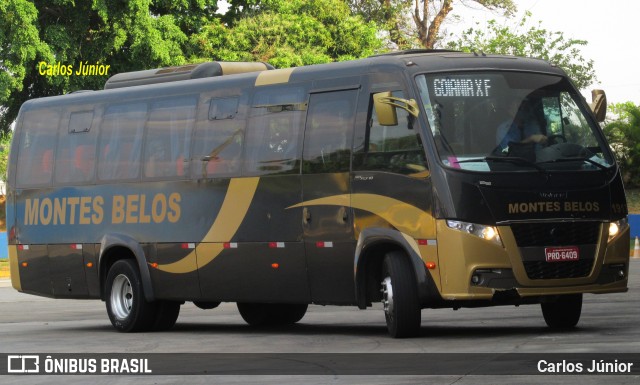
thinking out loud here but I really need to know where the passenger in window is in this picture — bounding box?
[145,140,171,177]
[268,118,295,157]
[206,129,243,175]
[224,132,243,173]
[495,99,547,152]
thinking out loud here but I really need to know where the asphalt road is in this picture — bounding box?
[1,260,639,384]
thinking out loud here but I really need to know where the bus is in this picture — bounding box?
[6,51,629,338]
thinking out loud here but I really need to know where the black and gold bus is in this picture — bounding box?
[7,51,629,337]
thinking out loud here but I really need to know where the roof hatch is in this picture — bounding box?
[104,61,274,90]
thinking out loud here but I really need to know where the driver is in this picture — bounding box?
[495,99,547,152]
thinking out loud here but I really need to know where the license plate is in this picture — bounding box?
[545,246,580,262]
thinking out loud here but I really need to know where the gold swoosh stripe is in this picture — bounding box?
[157,177,260,273]
[288,193,434,239]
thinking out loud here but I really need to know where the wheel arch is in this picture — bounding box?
[99,233,154,302]
[354,228,436,309]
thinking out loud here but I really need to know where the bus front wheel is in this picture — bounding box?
[541,293,582,329]
[381,251,421,338]
[105,259,157,332]
[152,301,181,331]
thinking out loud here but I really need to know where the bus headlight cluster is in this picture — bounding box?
[608,217,628,242]
[446,220,503,246]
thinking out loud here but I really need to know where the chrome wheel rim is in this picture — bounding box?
[110,274,133,320]
[381,276,394,319]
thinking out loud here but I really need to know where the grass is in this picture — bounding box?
[0,259,8,279]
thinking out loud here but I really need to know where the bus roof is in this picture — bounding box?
[18,51,566,112]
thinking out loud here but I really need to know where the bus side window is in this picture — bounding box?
[97,103,146,181]
[191,96,245,178]
[244,87,305,176]
[354,92,428,177]
[16,108,60,187]
[303,90,356,174]
[55,110,97,184]
[143,97,196,180]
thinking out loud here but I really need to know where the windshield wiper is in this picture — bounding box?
[455,156,547,172]
[536,156,611,171]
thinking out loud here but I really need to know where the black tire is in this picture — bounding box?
[237,303,272,326]
[194,301,221,310]
[271,304,308,325]
[153,301,181,331]
[381,251,421,338]
[105,259,157,332]
[541,294,582,329]
[237,303,308,326]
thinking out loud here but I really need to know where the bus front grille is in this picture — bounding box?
[523,259,594,280]
[510,222,601,247]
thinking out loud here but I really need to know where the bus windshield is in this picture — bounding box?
[416,72,615,172]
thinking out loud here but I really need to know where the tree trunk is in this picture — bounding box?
[414,0,453,49]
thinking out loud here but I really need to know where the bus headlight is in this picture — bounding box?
[608,217,628,242]
[446,220,503,247]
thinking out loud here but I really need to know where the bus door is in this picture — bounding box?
[352,89,438,286]
[302,88,358,304]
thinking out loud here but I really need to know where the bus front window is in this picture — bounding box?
[416,72,615,172]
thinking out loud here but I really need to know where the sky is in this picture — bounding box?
[446,0,640,105]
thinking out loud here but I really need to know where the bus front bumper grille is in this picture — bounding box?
[522,258,595,280]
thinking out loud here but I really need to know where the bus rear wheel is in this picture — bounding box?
[272,304,308,325]
[237,303,308,326]
[381,251,421,338]
[541,294,582,329]
[194,301,220,310]
[105,259,157,332]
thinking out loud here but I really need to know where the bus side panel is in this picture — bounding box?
[198,175,311,303]
[197,243,310,303]
[149,243,201,301]
[83,243,100,298]
[302,172,356,305]
[16,245,52,297]
[49,244,89,298]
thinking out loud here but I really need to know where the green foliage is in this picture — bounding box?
[0,0,219,135]
[0,0,54,131]
[0,131,12,185]
[1,0,381,135]
[190,0,382,68]
[446,11,596,90]
[603,102,640,187]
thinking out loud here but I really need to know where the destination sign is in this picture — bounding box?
[432,78,492,97]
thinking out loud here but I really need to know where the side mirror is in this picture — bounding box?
[373,92,419,126]
[589,89,607,122]
[373,92,398,126]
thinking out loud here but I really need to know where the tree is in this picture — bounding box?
[0,0,219,135]
[348,0,516,49]
[603,102,640,187]
[190,0,382,68]
[1,0,381,135]
[0,131,11,188]
[446,11,596,90]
